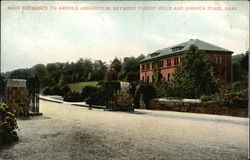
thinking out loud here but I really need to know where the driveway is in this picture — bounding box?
[0,100,248,160]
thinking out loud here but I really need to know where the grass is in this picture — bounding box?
[68,81,98,93]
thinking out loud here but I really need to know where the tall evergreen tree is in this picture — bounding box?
[170,45,217,98]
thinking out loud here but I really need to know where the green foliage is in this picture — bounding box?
[218,85,248,105]
[104,70,119,81]
[121,54,145,82]
[43,88,52,95]
[81,86,98,101]
[92,60,108,81]
[68,81,98,93]
[200,94,219,102]
[126,71,139,82]
[155,82,173,98]
[86,82,121,107]
[31,59,108,88]
[63,91,82,102]
[0,76,6,100]
[231,81,248,92]
[169,45,218,98]
[51,86,62,96]
[240,52,248,71]
[86,88,106,106]
[134,83,157,108]
[0,103,18,144]
[111,58,122,73]
[61,85,71,97]
[152,68,163,84]
[43,85,70,96]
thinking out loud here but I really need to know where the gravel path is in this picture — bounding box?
[0,100,248,160]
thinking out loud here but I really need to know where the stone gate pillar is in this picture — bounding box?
[4,79,29,117]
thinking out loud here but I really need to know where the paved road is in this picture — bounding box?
[0,100,248,160]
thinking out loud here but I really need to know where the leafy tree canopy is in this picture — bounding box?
[170,45,218,98]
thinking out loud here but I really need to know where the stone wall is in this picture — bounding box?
[148,98,248,117]
[4,79,29,117]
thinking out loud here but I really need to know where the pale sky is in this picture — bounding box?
[1,1,249,72]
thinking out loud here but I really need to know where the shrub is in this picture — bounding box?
[63,91,82,102]
[231,81,248,92]
[86,81,121,108]
[155,82,172,98]
[219,85,248,106]
[0,103,18,144]
[52,86,62,96]
[61,85,71,96]
[126,71,139,82]
[200,94,219,102]
[86,88,106,106]
[43,88,52,95]
[81,86,98,101]
[134,83,157,109]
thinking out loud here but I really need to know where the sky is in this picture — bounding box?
[1,1,249,72]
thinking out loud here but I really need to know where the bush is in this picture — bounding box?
[52,86,62,96]
[219,85,248,106]
[200,94,219,102]
[86,81,121,108]
[126,71,139,82]
[81,86,98,101]
[43,88,52,95]
[86,88,106,106]
[231,81,248,92]
[155,82,172,98]
[0,103,18,144]
[134,83,157,109]
[61,85,71,96]
[63,91,82,102]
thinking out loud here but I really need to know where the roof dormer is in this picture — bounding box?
[171,46,184,52]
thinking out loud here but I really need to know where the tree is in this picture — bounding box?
[170,45,217,98]
[122,54,145,81]
[110,58,122,73]
[104,70,119,81]
[92,60,108,81]
[240,51,248,71]
[35,64,55,87]
[104,58,122,81]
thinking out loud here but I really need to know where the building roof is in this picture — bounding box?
[140,39,233,63]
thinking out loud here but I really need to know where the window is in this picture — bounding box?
[152,62,155,68]
[152,76,155,83]
[146,76,149,83]
[167,59,171,66]
[171,46,184,52]
[158,60,163,67]
[146,63,150,70]
[141,65,145,71]
[215,56,219,64]
[142,76,144,82]
[167,73,171,81]
[174,57,179,65]
[219,56,223,64]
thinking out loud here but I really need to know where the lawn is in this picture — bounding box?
[68,81,98,93]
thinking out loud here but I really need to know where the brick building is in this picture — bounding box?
[140,39,233,83]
